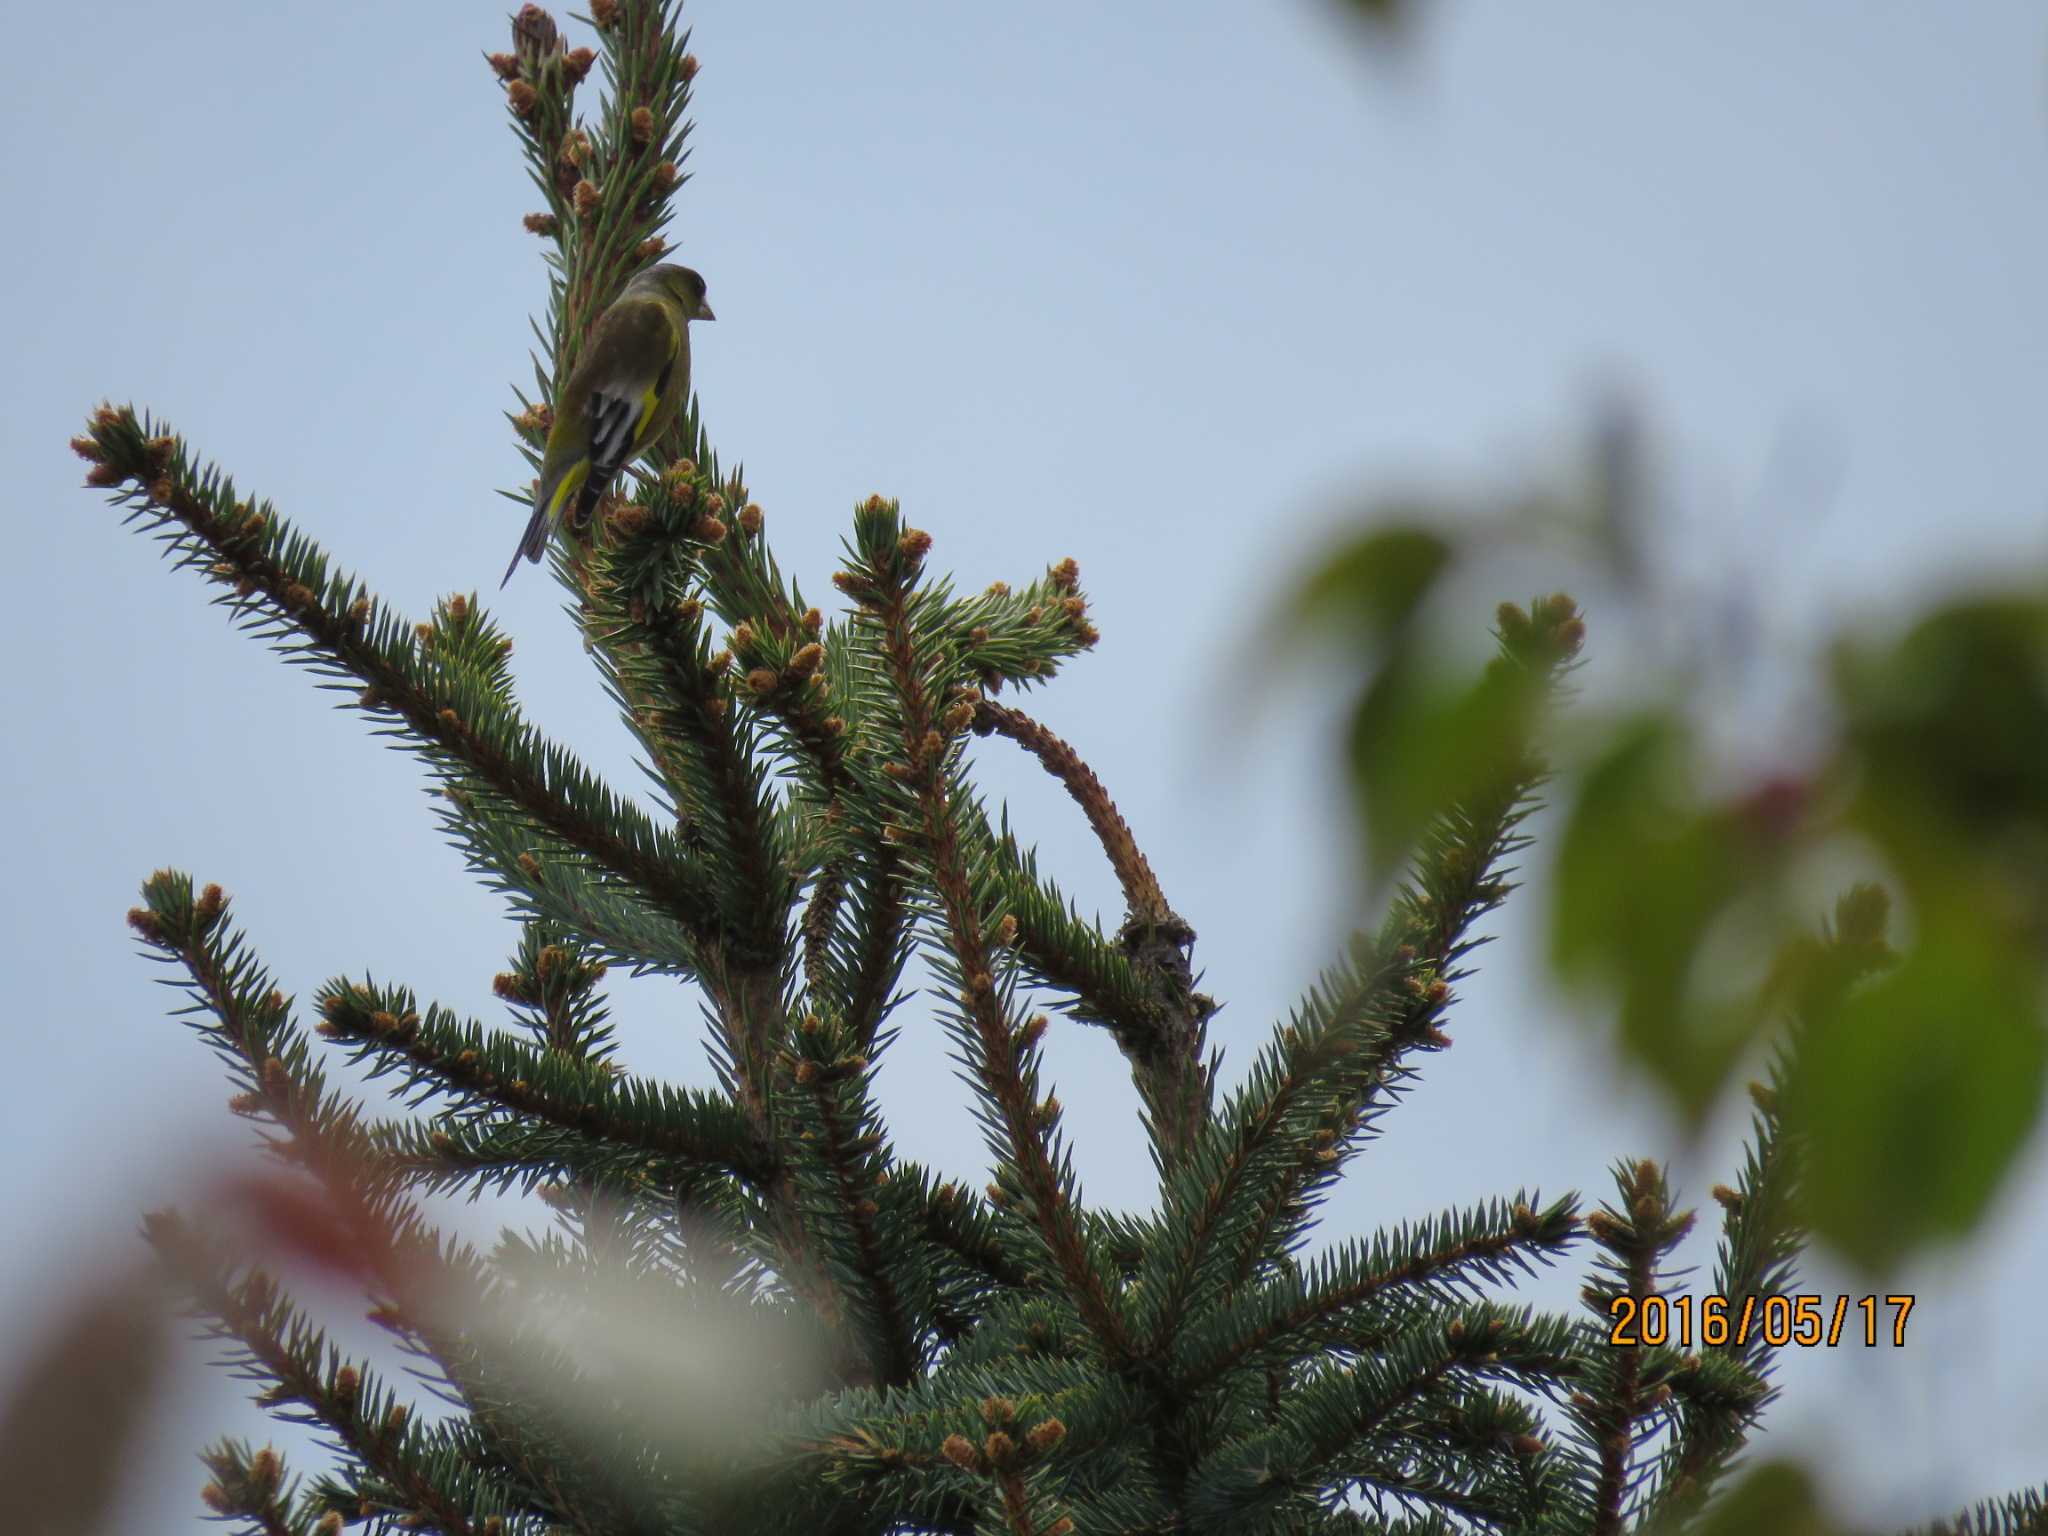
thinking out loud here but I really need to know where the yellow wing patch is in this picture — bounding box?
[634,381,663,447]
[549,459,590,519]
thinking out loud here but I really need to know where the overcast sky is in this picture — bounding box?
[5,1,2047,1526]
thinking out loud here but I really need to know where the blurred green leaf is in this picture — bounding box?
[1284,522,1453,643]
[1837,596,2048,902]
[1347,644,1540,887]
[1551,715,1785,1116]
[1791,920,2047,1275]
[1687,1460,1835,1536]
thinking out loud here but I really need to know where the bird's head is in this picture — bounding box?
[638,263,715,322]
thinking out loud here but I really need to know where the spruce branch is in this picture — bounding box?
[313,978,777,1186]
[971,700,1217,1167]
[1646,883,1897,1523]
[1903,1487,2048,1536]
[1570,1159,1698,1535]
[582,472,792,951]
[907,1168,1038,1295]
[937,562,1102,695]
[148,1212,500,1536]
[494,924,619,1062]
[971,700,1169,926]
[777,1009,931,1387]
[1185,1304,1578,1531]
[1173,1193,1582,1393]
[969,811,1164,1034]
[839,499,1136,1366]
[79,410,721,962]
[196,1440,307,1536]
[786,1357,1140,1533]
[127,872,627,1533]
[1139,595,1584,1347]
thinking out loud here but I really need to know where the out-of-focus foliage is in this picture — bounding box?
[1280,409,2048,1281]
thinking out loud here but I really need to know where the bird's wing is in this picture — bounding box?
[578,296,683,482]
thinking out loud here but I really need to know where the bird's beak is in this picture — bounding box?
[697,302,716,321]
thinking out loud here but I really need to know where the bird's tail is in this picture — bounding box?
[500,461,590,588]
[500,501,551,588]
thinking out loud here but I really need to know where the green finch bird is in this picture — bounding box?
[501,263,715,586]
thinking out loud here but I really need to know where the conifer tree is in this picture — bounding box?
[67,4,2047,1532]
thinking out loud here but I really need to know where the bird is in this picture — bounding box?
[501,263,715,586]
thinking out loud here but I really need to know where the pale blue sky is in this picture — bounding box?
[5,1,2047,1526]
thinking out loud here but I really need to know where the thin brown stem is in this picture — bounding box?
[973,701,1167,923]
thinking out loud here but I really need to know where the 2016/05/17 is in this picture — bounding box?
[1606,1294,1915,1349]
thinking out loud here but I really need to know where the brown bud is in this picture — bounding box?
[194,882,226,930]
[940,1433,979,1471]
[979,1395,1016,1426]
[506,80,539,117]
[590,0,619,26]
[574,180,600,220]
[681,53,700,81]
[1025,1417,1067,1453]
[563,46,595,83]
[652,160,679,192]
[746,668,779,696]
[898,528,932,561]
[248,1449,282,1499]
[487,51,520,80]
[738,502,764,535]
[1049,556,1080,590]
